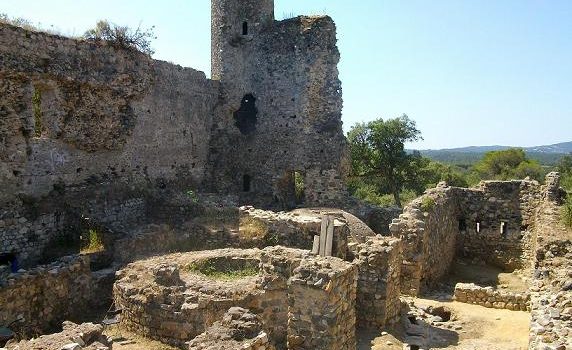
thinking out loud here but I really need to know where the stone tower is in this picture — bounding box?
[208,0,348,208]
[211,0,275,82]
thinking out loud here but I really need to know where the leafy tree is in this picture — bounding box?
[471,148,544,181]
[347,115,422,207]
[557,155,572,193]
[557,155,572,174]
[83,20,156,55]
[418,160,469,188]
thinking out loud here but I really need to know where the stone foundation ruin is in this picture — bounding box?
[1,0,571,349]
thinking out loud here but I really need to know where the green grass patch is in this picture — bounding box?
[81,229,104,253]
[184,259,258,281]
[420,196,436,212]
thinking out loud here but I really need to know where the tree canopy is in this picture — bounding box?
[347,115,422,207]
[471,148,544,181]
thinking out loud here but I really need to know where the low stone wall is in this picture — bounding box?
[0,255,93,335]
[241,207,349,259]
[353,236,402,328]
[287,256,357,350]
[5,321,111,350]
[114,249,265,347]
[187,307,275,350]
[453,283,530,311]
[114,246,358,349]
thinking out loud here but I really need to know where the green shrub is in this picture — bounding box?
[420,196,436,212]
[562,196,572,229]
[81,229,104,253]
[83,20,156,55]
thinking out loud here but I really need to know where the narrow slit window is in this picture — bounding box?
[242,22,248,35]
[458,219,467,232]
[476,221,481,233]
[243,174,251,192]
[500,221,508,236]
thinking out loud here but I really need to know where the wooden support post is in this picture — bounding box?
[312,235,320,255]
[325,216,334,257]
[320,217,328,256]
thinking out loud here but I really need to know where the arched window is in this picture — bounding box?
[242,22,248,35]
[243,174,251,192]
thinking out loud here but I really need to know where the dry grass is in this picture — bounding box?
[239,216,268,240]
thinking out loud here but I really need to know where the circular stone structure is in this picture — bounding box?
[114,248,265,346]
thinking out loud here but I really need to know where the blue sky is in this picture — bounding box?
[3,0,571,149]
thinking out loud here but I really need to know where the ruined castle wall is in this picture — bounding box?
[456,180,542,270]
[528,173,572,350]
[287,256,357,350]
[209,10,348,208]
[0,255,93,335]
[390,185,460,295]
[391,180,544,296]
[0,23,219,265]
[353,237,402,328]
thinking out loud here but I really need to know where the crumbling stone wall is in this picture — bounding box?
[209,0,348,208]
[391,179,544,296]
[287,256,357,350]
[187,307,275,350]
[5,321,111,350]
[528,173,572,350]
[0,23,219,266]
[241,207,349,259]
[456,180,542,270]
[0,255,94,335]
[114,247,359,349]
[353,236,402,328]
[390,184,460,295]
[453,283,530,311]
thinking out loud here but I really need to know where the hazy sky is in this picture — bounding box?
[3,0,571,149]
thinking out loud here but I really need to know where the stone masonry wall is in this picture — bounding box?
[241,207,349,259]
[528,173,572,350]
[390,183,459,295]
[187,307,276,350]
[454,283,530,311]
[456,180,542,270]
[209,1,348,208]
[0,255,94,336]
[287,256,357,350]
[353,236,402,328]
[391,180,544,296]
[0,23,219,266]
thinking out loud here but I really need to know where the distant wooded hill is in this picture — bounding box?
[414,141,572,166]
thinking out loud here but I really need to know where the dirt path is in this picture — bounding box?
[360,298,530,350]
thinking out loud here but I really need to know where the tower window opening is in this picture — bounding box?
[243,174,251,192]
[242,22,248,35]
[501,221,508,236]
[476,221,481,233]
[458,219,467,232]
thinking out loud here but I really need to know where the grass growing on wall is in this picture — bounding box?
[81,229,104,253]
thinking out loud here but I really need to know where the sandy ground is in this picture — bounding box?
[105,327,178,350]
[359,298,530,350]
